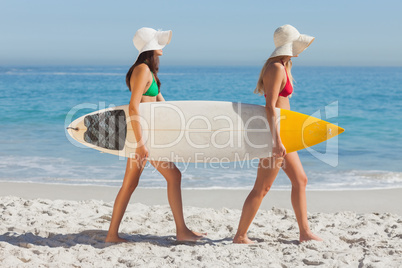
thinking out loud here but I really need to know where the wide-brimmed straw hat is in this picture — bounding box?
[133,27,172,56]
[269,25,314,59]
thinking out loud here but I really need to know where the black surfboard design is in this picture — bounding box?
[83,110,127,150]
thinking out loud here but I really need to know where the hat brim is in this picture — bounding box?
[269,43,293,59]
[293,34,314,56]
[138,30,172,55]
[269,34,314,59]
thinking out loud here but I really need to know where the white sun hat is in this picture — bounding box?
[269,25,314,59]
[133,27,172,56]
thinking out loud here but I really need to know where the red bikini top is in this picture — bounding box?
[279,61,293,97]
[264,60,293,98]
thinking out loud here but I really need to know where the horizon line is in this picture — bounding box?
[1,64,402,68]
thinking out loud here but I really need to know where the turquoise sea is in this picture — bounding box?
[1,65,401,190]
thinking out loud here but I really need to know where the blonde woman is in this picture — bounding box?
[233,25,322,244]
[105,27,204,243]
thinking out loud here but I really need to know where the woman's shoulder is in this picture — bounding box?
[264,62,285,78]
[266,61,284,71]
[132,63,151,76]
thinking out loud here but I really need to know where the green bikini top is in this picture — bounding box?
[143,72,159,97]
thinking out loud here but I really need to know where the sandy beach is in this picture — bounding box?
[0,182,401,267]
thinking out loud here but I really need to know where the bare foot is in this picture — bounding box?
[105,235,129,243]
[299,232,322,243]
[176,230,206,242]
[233,235,255,244]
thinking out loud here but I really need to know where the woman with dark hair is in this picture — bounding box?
[105,27,204,243]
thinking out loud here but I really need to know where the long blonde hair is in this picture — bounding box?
[254,56,294,95]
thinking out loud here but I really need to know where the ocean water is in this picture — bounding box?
[1,65,401,190]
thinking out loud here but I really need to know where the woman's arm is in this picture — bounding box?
[128,64,150,160]
[263,63,286,158]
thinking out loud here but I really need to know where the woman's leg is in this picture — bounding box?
[105,157,144,243]
[233,157,282,244]
[282,151,322,242]
[149,160,204,241]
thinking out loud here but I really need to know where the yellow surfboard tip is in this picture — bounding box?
[280,109,345,153]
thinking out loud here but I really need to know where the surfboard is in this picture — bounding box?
[66,101,344,162]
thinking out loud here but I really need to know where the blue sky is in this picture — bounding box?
[1,0,401,66]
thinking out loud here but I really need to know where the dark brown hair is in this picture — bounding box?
[126,50,161,92]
